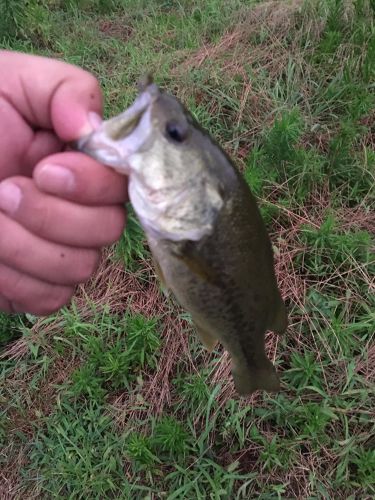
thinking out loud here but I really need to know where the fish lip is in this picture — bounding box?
[74,83,160,169]
[75,131,129,169]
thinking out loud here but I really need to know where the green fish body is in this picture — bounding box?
[76,79,287,395]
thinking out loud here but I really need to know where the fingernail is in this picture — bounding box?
[0,181,22,214]
[79,112,103,136]
[88,111,103,130]
[37,164,75,194]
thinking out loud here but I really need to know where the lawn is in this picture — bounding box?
[1,0,374,498]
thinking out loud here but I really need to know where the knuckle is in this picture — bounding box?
[10,180,52,237]
[0,221,25,268]
[31,199,51,236]
[0,266,25,302]
[0,230,12,269]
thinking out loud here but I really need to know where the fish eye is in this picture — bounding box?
[165,120,188,143]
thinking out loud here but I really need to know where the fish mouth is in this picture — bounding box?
[74,81,160,172]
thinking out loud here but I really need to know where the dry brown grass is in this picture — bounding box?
[98,18,133,41]
[169,0,325,165]
[1,246,192,421]
[2,250,156,361]
[1,341,81,498]
[0,445,30,500]
[177,0,304,74]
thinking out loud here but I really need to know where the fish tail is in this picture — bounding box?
[232,357,280,396]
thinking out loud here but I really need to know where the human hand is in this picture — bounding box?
[0,51,128,315]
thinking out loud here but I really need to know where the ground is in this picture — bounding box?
[0,0,374,498]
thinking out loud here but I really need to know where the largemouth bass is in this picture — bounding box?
[76,77,287,395]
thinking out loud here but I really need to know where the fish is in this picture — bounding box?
[75,76,288,395]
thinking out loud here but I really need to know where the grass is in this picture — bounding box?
[1,0,374,498]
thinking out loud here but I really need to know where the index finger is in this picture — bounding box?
[0,50,102,141]
[34,152,129,205]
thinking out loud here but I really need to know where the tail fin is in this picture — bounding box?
[232,358,280,396]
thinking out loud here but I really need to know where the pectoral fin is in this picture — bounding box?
[171,241,221,287]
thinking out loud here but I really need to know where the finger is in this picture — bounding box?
[0,97,63,180]
[34,152,129,205]
[0,50,102,141]
[0,212,100,285]
[0,263,74,315]
[0,177,126,247]
[23,130,63,175]
[0,295,13,313]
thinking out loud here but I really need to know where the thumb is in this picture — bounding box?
[0,51,103,142]
[51,74,103,142]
